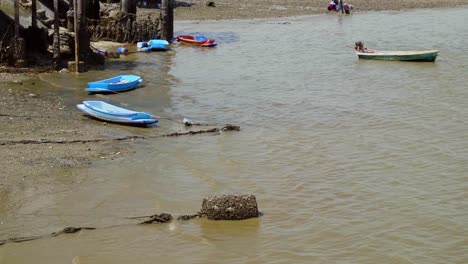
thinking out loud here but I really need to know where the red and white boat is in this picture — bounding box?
[176,35,217,47]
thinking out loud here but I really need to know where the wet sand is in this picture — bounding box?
[169,0,468,20]
[2,0,467,209]
[0,81,133,193]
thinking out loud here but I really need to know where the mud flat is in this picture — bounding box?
[0,80,133,193]
[166,0,468,20]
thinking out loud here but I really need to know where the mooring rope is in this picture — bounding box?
[0,213,200,246]
[0,124,240,146]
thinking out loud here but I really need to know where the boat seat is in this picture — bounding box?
[195,36,208,41]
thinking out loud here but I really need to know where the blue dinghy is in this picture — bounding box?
[148,39,169,51]
[85,75,142,93]
[77,100,158,125]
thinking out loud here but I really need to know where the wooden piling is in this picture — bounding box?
[31,0,37,28]
[160,0,167,40]
[167,0,174,42]
[77,0,90,56]
[74,0,79,73]
[14,0,20,37]
[160,0,173,42]
[53,0,60,68]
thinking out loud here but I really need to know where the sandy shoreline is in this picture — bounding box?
[170,0,468,20]
[1,0,467,215]
[0,83,134,193]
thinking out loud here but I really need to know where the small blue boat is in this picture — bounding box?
[85,75,142,93]
[148,39,169,51]
[77,100,158,125]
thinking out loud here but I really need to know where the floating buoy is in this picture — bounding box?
[116,47,129,55]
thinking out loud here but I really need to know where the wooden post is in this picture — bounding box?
[167,0,173,42]
[160,0,174,42]
[53,0,60,68]
[160,0,170,41]
[31,0,37,28]
[77,0,90,55]
[14,0,20,37]
[12,0,27,67]
[74,0,79,73]
[120,0,137,16]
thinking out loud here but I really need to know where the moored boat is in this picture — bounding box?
[148,39,170,51]
[356,50,439,62]
[176,35,217,47]
[77,100,158,125]
[85,75,142,93]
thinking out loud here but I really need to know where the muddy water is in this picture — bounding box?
[1,8,468,263]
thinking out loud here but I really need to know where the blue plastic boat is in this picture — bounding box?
[77,100,158,125]
[85,75,142,93]
[148,39,169,51]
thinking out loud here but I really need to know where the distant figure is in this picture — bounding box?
[343,3,353,14]
[354,41,374,53]
[328,0,336,11]
[336,0,344,13]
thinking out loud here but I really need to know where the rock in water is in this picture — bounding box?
[200,194,259,220]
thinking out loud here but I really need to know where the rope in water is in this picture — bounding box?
[0,213,200,246]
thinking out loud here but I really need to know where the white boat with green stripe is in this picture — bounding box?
[356,50,439,62]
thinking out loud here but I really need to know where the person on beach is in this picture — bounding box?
[336,0,344,13]
[328,0,337,11]
[343,3,353,14]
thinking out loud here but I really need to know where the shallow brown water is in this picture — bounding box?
[1,8,468,264]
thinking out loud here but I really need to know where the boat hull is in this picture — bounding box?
[77,102,158,125]
[148,39,169,51]
[176,35,217,47]
[357,50,439,62]
[85,75,142,93]
[83,101,152,120]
